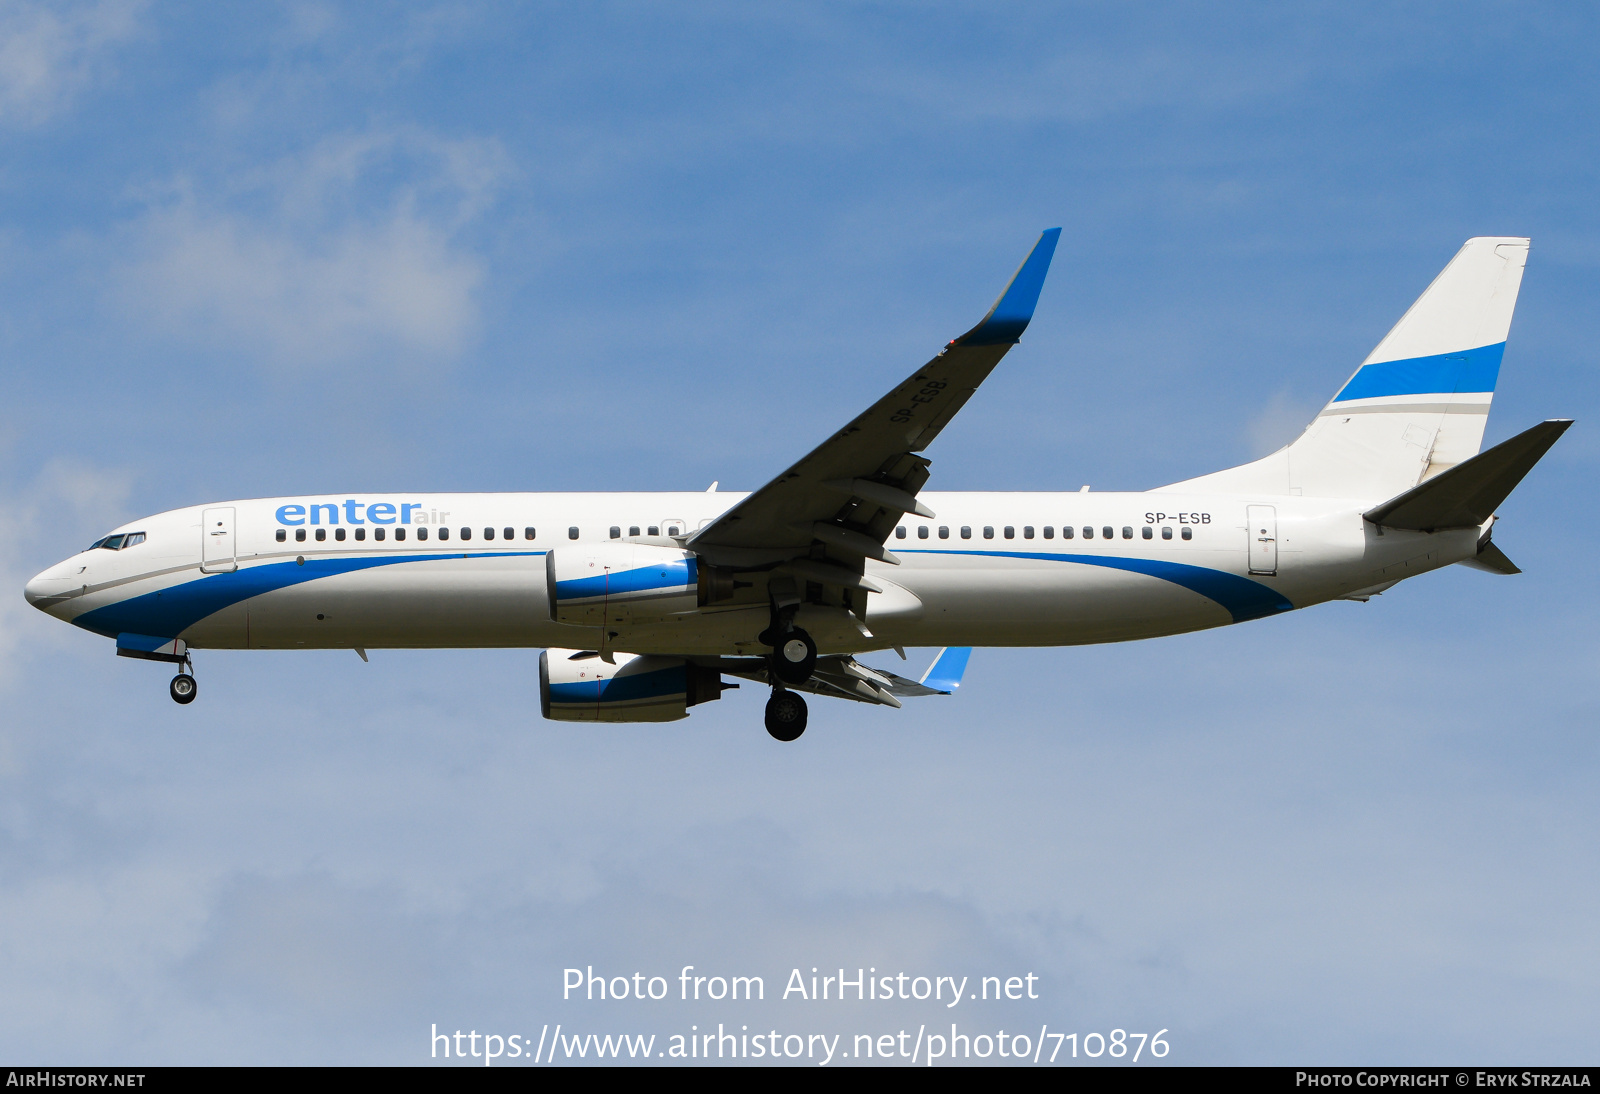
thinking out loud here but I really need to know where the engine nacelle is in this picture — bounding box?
[539,648,728,722]
[545,543,699,625]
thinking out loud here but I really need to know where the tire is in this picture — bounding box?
[764,690,808,741]
[170,674,198,705]
[771,627,817,685]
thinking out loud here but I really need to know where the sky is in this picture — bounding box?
[1,0,1598,1066]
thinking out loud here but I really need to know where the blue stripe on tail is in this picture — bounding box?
[1333,342,1504,402]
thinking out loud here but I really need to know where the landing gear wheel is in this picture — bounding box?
[771,627,817,685]
[764,690,808,741]
[169,673,197,705]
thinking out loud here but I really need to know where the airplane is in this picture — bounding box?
[23,230,1569,741]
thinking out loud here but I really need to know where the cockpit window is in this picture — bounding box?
[90,532,144,551]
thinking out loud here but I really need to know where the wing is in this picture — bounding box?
[687,229,1061,571]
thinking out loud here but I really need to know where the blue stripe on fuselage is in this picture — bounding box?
[917,550,1293,623]
[74,547,1290,641]
[1332,342,1503,403]
[72,551,546,639]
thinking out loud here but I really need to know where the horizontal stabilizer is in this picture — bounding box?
[1364,419,1572,531]
[1458,540,1521,575]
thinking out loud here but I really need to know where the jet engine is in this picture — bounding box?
[539,648,730,722]
[545,543,699,625]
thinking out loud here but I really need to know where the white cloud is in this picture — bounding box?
[1245,388,1318,457]
[116,129,508,372]
[0,0,141,126]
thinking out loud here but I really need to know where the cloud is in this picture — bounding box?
[115,128,508,373]
[1245,388,1318,458]
[0,0,141,127]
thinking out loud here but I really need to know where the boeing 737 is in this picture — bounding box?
[23,230,1569,740]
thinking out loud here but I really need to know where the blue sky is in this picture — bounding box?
[2,1,1598,1065]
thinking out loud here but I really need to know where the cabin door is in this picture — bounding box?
[201,506,238,573]
[1246,505,1278,576]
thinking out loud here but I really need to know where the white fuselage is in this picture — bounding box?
[24,490,1480,657]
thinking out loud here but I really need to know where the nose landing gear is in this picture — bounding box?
[167,651,198,705]
[764,688,808,742]
[169,673,198,704]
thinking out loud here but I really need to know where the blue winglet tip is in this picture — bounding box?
[919,646,973,694]
[955,228,1061,347]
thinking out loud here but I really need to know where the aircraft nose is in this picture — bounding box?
[23,564,75,611]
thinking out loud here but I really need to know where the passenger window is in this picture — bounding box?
[295,529,306,542]
[647,526,659,536]
[666,524,681,535]
[124,533,145,548]
[1062,526,1074,539]
[983,526,994,539]
[335,528,346,542]
[276,529,286,543]
[375,528,386,542]
[1181,526,1193,540]
[939,526,949,539]
[485,528,496,541]
[1023,526,1034,539]
[460,527,471,541]
[525,527,536,540]
[1084,527,1094,539]
[418,527,429,541]
[1003,526,1014,539]
[609,527,620,539]
[917,526,929,539]
[395,528,406,541]
[315,528,326,542]
[1042,526,1053,539]
[1122,527,1132,539]
[629,526,640,537]
[355,527,366,541]
[1162,526,1173,540]
[435,527,446,541]
[1141,526,1152,540]
[505,527,515,540]
[1103,526,1113,539]
[568,527,579,540]
[960,526,971,539]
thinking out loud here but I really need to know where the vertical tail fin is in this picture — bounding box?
[1162,237,1530,499]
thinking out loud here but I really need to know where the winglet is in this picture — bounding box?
[918,647,972,694]
[953,228,1062,347]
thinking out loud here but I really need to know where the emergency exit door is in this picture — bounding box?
[1247,505,1277,576]
[200,506,237,573]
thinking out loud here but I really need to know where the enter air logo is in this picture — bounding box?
[274,500,436,526]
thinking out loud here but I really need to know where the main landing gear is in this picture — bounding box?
[764,689,808,742]
[773,628,817,685]
[759,606,814,740]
